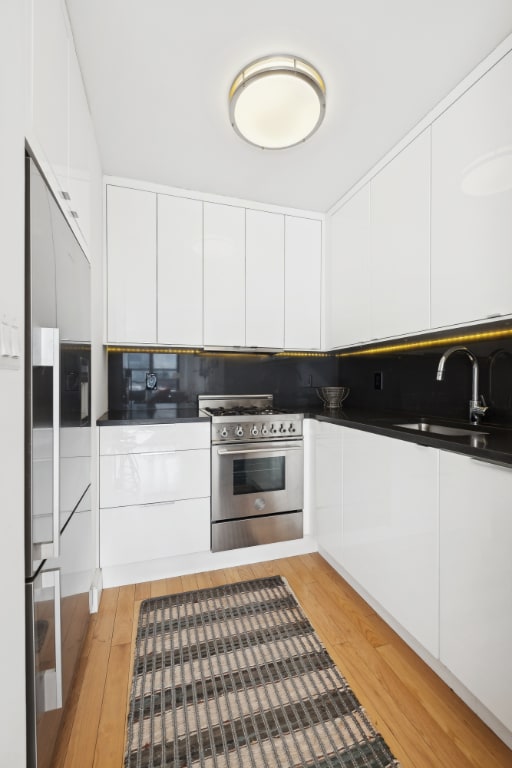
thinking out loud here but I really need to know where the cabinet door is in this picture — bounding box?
[31,0,69,200]
[341,429,439,656]
[315,422,343,561]
[99,448,210,508]
[327,187,371,348]
[52,193,90,343]
[157,195,203,346]
[439,453,512,730]
[68,52,91,246]
[99,422,210,455]
[106,185,157,344]
[431,51,512,327]
[284,216,322,350]
[203,203,245,347]
[245,209,284,348]
[370,129,431,338]
[100,498,210,567]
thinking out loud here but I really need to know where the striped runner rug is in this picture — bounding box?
[125,575,400,768]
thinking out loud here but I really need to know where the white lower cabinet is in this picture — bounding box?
[100,498,210,567]
[316,424,512,739]
[340,429,439,657]
[99,423,211,570]
[439,452,512,731]
[99,449,210,508]
[314,421,343,562]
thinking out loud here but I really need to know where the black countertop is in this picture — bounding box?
[310,406,512,467]
[97,404,512,466]
[97,405,209,425]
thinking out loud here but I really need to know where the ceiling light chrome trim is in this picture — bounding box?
[229,54,326,150]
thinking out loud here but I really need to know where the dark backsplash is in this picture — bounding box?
[338,336,512,425]
[108,324,512,425]
[108,351,339,411]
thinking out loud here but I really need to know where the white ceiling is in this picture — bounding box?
[66,0,512,212]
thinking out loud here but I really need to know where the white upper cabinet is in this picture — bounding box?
[28,0,93,249]
[370,129,431,338]
[203,202,246,347]
[67,53,92,246]
[245,210,284,349]
[105,182,322,349]
[431,51,512,327]
[284,216,322,349]
[157,195,203,346]
[327,186,371,348]
[106,185,157,344]
[439,452,512,731]
[327,130,430,349]
[31,0,69,201]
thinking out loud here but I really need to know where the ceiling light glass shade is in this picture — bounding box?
[229,55,326,149]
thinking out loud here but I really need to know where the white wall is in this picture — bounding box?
[0,1,28,765]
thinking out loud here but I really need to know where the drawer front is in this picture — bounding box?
[99,422,210,455]
[100,449,210,507]
[100,498,211,566]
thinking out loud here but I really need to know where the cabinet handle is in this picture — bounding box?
[34,328,60,559]
[218,446,303,455]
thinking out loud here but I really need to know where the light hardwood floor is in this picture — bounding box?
[53,554,512,767]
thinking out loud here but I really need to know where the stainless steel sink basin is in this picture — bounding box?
[395,422,489,437]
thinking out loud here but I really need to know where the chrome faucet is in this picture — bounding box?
[436,345,488,424]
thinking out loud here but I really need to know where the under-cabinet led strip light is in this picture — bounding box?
[106,346,331,358]
[106,328,512,359]
[337,327,512,357]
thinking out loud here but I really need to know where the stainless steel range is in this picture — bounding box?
[199,394,304,553]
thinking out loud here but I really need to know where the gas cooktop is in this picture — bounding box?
[198,394,303,442]
[203,405,289,417]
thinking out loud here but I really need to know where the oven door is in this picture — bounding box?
[212,440,303,522]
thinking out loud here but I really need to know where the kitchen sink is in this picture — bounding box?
[394,422,489,437]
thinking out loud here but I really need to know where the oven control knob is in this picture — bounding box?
[279,424,286,433]
[235,425,244,437]
[261,425,269,436]
[289,423,296,433]
[220,426,228,438]
[270,424,278,434]
[251,425,259,436]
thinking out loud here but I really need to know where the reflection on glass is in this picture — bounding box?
[461,146,512,196]
[233,456,285,495]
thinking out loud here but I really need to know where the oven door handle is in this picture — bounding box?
[217,446,303,455]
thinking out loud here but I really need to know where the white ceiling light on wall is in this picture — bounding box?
[229,55,326,150]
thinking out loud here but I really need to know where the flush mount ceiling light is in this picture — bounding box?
[229,55,326,150]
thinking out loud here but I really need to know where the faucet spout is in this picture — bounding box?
[435,345,488,424]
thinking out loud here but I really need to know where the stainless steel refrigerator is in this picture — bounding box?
[25,154,93,768]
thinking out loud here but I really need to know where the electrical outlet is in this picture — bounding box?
[374,371,383,390]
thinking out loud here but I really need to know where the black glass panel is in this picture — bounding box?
[233,456,285,495]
